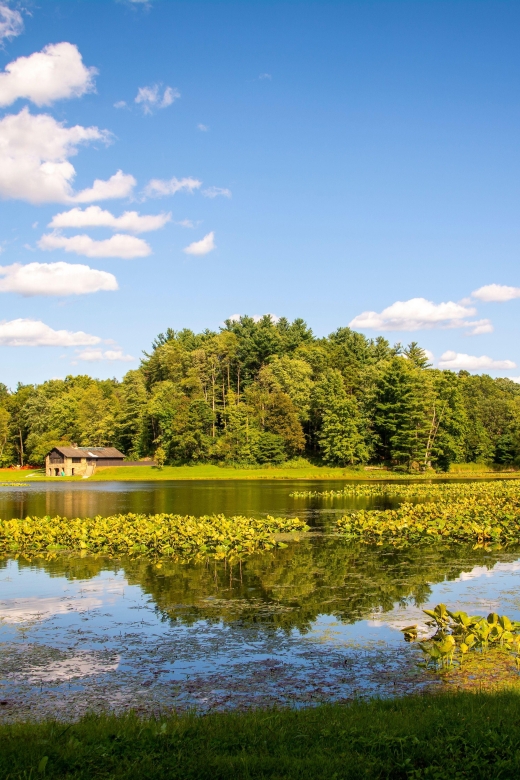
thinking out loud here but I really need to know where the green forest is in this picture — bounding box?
[1,315,520,472]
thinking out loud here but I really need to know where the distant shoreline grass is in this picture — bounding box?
[2,691,520,778]
[1,462,520,482]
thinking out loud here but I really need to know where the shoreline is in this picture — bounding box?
[2,464,520,483]
[2,691,520,778]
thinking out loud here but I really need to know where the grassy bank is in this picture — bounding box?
[2,462,520,482]
[0,512,307,559]
[2,691,520,778]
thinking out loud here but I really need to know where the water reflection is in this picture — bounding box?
[6,539,520,631]
[2,480,520,719]
[0,479,401,527]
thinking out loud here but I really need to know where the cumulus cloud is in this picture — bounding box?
[0,108,134,205]
[114,100,127,109]
[175,219,195,228]
[0,108,104,204]
[135,84,179,114]
[0,43,97,108]
[183,231,215,256]
[468,320,494,335]
[203,186,232,198]
[72,170,136,203]
[50,205,170,233]
[259,73,272,80]
[0,261,118,296]
[349,297,493,336]
[38,232,151,259]
[197,123,209,131]
[0,318,101,347]
[76,348,134,362]
[143,176,202,198]
[438,351,516,371]
[472,284,520,302]
[0,4,23,42]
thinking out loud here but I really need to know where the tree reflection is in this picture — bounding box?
[7,538,519,632]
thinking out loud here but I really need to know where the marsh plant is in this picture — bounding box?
[402,603,520,671]
[0,513,308,561]
[335,480,520,546]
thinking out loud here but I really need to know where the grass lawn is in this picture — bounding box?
[2,691,520,778]
[2,462,519,482]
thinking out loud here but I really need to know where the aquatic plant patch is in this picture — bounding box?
[401,603,520,671]
[291,479,520,500]
[0,513,308,560]
[335,480,520,546]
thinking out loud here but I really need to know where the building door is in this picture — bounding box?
[54,468,60,476]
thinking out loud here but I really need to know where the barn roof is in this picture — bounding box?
[49,446,125,459]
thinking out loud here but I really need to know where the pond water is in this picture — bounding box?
[1,480,520,721]
[0,479,402,525]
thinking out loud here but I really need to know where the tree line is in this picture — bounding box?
[1,315,520,472]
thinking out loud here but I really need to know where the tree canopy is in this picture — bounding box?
[2,316,520,472]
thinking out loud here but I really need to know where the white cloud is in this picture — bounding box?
[0,108,134,205]
[0,4,23,42]
[135,84,179,114]
[183,231,215,256]
[0,319,101,347]
[0,108,104,204]
[472,284,520,302]
[175,219,195,228]
[143,176,202,198]
[259,73,272,80]
[349,297,493,335]
[50,205,170,233]
[38,232,151,259]
[197,123,209,131]
[0,43,96,108]
[0,261,118,296]
[114,100,127,109]
[72,170,136,203]
[438,351,516,371]
[76,348,134,362]
[468,320,494,335]
[203,186,232,198]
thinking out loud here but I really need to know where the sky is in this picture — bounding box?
[1,0,520,387]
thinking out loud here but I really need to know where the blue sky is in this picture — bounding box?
[1,0,520,386]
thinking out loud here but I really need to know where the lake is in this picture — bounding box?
[1,480,520,721]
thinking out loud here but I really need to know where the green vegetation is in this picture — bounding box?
[3,692,520,778]
[336,480,520,546]
[291,479,520,498]
[0,513,307,560]
[402,603,520,670]
[2,316,520,472]
[91,463,372,481]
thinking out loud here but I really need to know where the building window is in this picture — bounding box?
[72,457,81,463]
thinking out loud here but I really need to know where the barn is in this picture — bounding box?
[45,446,125,477]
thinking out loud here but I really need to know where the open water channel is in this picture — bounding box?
[1,479,520,721]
